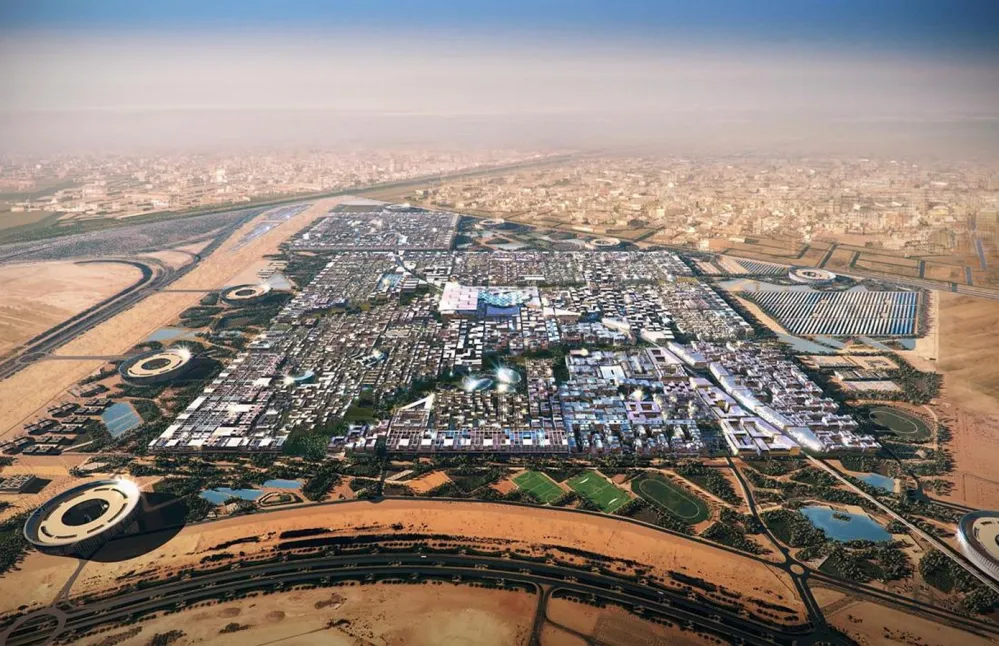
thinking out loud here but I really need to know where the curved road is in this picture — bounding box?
[2,552,826,646]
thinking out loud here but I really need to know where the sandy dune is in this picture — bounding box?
[0,260,142,356]
[935,293,999,507]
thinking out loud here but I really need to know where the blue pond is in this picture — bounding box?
[145,326,199,342]
[101,402,143,437]
[858,473,896,493]
[262,479,302,489]
[200,487,263,505]
[800,505,892,542]
[776,334,837,354]
[200,480,302,504]
[265,272,293,290]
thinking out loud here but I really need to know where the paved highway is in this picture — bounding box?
[1,552,824,646]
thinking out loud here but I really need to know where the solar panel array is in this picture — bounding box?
[734,259,788,275]
[752,291,919,336]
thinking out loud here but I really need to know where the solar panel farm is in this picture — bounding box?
[747,290,920,336]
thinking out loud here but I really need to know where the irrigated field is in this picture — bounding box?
[513,470,564,503]
[567,472,629,513]
[631,475,709,523]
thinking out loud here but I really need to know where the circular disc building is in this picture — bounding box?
[221,283,272,305]
[957,511,999,582]
[789,267,837,285]
[24,479,142,555]
[120,347,195,385]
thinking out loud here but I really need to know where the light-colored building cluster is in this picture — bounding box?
[412,156,999,256]
[0,149,538,220]
[148,219,872,456]
[291,204,459,251]
[668,340,880,455]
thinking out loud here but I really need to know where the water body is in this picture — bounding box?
[101,402,142,437]
[800,505,892,542]
[145,327,199,342]
[200,487,264,504]
[813,335,847,349]
[262,479,302,489]
[857,336,893,351]
[776,334,838,354]
[858,473,896,493]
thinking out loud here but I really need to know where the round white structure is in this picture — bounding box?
[480,218,506,228]
[789,267,837,285]
[221,283,272,305]
[957,511,999,583]
[591,237,621,248]
[120,347,194,385]
[24,479,142,555]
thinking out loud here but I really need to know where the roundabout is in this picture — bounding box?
[789,267,837,285]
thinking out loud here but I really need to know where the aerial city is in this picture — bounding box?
[2,2,999,645]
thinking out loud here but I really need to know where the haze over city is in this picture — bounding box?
[2,0,998,154]
[1,2,999,646]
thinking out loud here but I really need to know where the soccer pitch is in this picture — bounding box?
[567,472,629,513]
[632,475,709,523]
[513,470,564,504]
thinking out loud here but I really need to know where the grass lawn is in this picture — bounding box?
[631,475,709,523]
[567,471,630,513]
[869,407,932,441]
[513,470,564,504]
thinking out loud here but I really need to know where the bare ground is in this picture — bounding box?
[0,260,141,355]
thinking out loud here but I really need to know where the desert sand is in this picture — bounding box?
[46,498,803,622]
[825,596,995,646]
[934,292,999,508]
[0,260,142,355]
[0,199,339,438]
[546,597,715,646]
[72,583,535,646]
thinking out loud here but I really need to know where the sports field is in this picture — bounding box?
[513,470,564,504]
[567,472,630,513]
[631,475,709,523]
[869,407,932,442]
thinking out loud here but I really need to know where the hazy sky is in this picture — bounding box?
[1,1,997,155]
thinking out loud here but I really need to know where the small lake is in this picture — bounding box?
[101,402,142,437]
[145,327,199,342]
[857,336,893,352]
[858,473,896,493]
[800,505,892,542]
[200,480,301,504]
[200,487,264,505]
[265,272,293,290]
[776,334,838,354]
[262,479,302,489]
